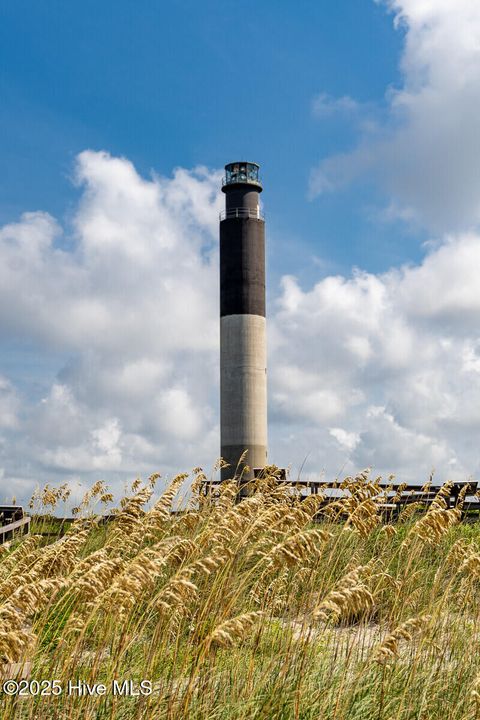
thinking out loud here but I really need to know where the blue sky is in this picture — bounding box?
[1,0,410,279]
[2,0,480,504]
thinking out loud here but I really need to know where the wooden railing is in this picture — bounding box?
[0,516,31,543]
[0,506,31,543]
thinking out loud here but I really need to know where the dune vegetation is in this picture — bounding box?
[1,468,480,719]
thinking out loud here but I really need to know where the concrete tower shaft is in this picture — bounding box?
[220,162,267,482]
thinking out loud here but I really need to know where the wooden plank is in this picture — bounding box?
[0,516,31,538]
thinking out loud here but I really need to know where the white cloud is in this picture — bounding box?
[268,231,480,483]
[312,93,360,118]
[329,428,361,452]
[0,152,222,502]
[0,377,19,429]
[310,0,480,233]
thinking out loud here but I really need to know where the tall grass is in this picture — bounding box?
[1,468,480,719]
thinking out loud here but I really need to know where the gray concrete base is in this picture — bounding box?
[220,314,267,484]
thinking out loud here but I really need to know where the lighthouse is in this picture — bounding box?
[220,162,267,483]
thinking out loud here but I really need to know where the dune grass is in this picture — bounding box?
[2,469,480,719]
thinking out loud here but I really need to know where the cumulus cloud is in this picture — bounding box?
[273,0,480,483]
[310,0,480,233]
[269,230,480,483]
[0,152,222,502]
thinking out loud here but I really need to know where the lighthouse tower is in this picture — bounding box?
[219,162,267,482]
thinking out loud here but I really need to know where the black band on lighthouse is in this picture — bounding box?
[220,217,266,318]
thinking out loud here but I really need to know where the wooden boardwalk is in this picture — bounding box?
[201,473,480,518]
